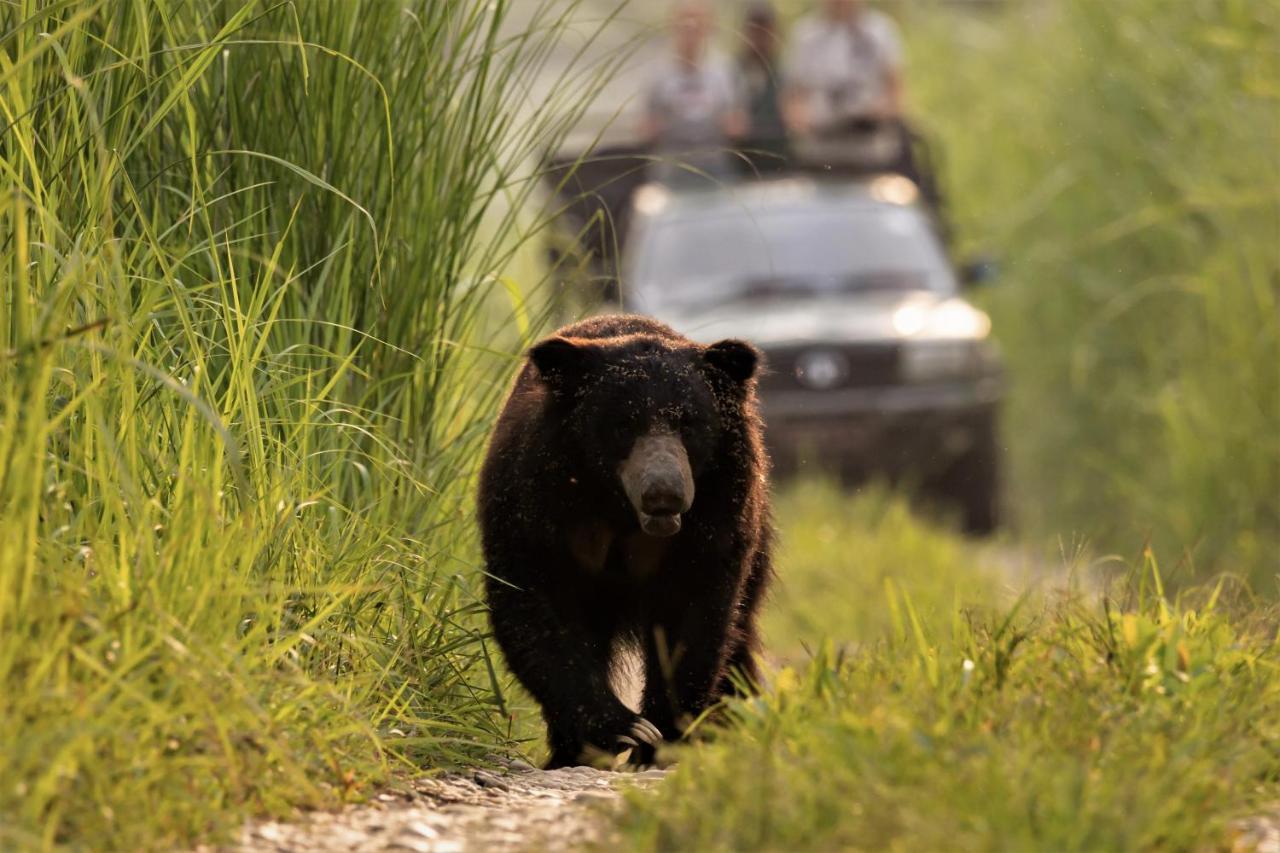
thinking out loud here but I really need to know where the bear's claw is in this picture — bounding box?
[629,718,663,747]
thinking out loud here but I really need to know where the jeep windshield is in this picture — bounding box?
[628,203,956,312]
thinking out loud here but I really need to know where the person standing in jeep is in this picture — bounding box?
[781,0,943,218]
[643,0,746,187]
[782,0,906,133]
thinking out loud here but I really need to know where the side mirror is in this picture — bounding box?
[960,255,1000,287]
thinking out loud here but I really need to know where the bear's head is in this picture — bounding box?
[529,332,759,537]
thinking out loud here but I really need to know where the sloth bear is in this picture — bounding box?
[477,314,773,768]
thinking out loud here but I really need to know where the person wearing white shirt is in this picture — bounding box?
[643,0,746,185]
[782,0,905,135]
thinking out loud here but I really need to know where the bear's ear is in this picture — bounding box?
[702,339,760,385]
[529,336,601,392]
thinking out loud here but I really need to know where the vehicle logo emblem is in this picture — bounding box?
[795,349,849,390]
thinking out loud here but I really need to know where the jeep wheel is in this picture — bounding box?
[934,418,1001,535]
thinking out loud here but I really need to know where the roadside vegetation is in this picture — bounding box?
[619,483,1279,850]
[0,1,612,847]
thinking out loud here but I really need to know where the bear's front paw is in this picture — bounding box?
[611,716,663,752]
[582,710,663,766]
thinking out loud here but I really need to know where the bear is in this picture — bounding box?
[477,314,773,769]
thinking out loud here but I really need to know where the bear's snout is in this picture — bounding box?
[640,477,686,516]
[618,431,694,538]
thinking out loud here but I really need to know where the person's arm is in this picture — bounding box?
[880,64,904,119]
[641,111,666,144]
[873,12,906,119]
[722,109,748,140]
[641,70,668,144]
[782,85,812,135]
[780,21,815,135]
[721,62,748,140]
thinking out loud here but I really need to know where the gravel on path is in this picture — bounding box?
[213,760,665,853]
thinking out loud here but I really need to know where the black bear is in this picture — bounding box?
[478,314,773,768]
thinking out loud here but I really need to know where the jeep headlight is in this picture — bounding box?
[901,340,983,382]
[895,299,994,382]
[895,300,992,339]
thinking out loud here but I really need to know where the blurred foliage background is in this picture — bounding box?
[903,0,1278,588]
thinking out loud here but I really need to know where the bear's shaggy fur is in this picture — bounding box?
[478,315,773,768]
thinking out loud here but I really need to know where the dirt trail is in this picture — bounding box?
[217,761,665,853]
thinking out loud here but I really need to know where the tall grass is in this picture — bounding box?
[0,1,614,847]
[904,0,1279,588]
